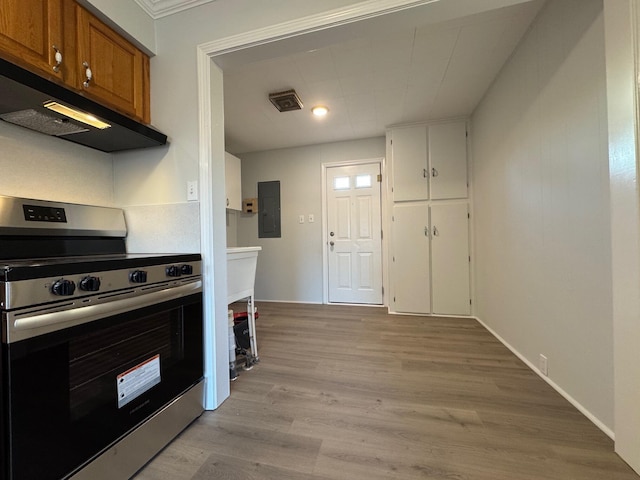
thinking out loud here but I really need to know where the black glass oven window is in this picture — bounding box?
[68,310,182,421]
[3,294,203,480]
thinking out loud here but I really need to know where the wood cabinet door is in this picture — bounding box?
[75,5,149,122]
[429,121,468,200]
[0,0,64,80]
[391,203,431,314]
[391,126,429,201]
[430,203,471,315]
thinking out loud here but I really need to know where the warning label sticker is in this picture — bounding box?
[117,354,161,408]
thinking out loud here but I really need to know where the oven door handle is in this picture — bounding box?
[6,280,203,343]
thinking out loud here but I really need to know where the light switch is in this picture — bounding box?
[187,181,198,201]
[298,215,304,224]
[308,214,314,223]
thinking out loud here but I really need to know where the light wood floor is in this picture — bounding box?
[134,303,638,480]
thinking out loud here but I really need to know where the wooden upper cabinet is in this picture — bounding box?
[0,0,66,81]
[75,5,150,123]
[0,1,152,124]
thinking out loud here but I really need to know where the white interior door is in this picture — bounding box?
[326,163,383,304]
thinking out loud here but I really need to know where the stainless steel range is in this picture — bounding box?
[0,196,204,480]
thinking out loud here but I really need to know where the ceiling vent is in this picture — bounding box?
[269,89,303,112]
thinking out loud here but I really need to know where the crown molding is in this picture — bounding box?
[198,0,440,56]
[133,0,216,19]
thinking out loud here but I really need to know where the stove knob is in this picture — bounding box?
[166,265,181,277]
[51,279,76,296]
[130,270,148,283]
[181,264,193,275]
[79,276,101,291]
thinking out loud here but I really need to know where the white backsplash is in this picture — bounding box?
[0,122,114,205]
[124,202,200,253]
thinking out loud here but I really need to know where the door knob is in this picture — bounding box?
[330,241,335,246]
[330,231,335,236]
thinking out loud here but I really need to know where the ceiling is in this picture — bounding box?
[216,0,545,154]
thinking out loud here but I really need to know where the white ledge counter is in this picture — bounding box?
[227,246,261,363]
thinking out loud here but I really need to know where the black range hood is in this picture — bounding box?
[0,57,167,152]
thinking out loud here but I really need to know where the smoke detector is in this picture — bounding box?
[269,89,303,112]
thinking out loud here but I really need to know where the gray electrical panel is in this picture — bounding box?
[258,181,281,238]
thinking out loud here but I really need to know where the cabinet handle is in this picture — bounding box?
[423,168,428,178]
[424,226,429,237]
[431,167,439,177]
[52,45,62,73]
[226,198,230,207]
[82,61,93,87]
[432,226,439,237]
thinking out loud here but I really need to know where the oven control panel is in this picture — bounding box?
[23,204,67,223]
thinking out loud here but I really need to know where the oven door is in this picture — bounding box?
[1,286,203,480]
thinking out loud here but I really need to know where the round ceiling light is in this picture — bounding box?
[311,105,329,116]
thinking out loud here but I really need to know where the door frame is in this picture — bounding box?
[321,157,388,305]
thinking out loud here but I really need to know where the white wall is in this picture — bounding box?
[109,0,379,409]
[471,0,613,430]
[0,122,113,205]
[236,137,385,303]
[113,0,366,210]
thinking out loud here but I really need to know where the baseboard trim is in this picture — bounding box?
[254,299,323,305]
[473,316,614,440]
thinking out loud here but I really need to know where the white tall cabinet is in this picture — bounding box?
[225,152,242,211]
[388,120,471,316]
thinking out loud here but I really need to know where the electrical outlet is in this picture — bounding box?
[308,214,314,223]
[298,215,304,224]
[187,181,198,201]
[539,354,548,376]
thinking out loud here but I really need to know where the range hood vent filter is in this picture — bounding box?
[0,58,167,152]
[0,109,89,136]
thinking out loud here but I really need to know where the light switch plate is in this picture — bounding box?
[308,214,314,223]
[298,215,304,224]
[187,181,198,201]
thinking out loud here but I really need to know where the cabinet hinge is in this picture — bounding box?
[470,298,472,305]
[377,174,382,182]
[393,256,395,262]
[392,215,395,222]
[469,256,471,262]
[394,296,396,302]
[381,230,383,239]
[382,286,384,295]
[468,213,470,219]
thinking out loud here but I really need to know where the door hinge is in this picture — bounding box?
[393,256,395,262]
[394,296,396,302]
[377,174,382,182]
[468,212,470,219]
[381,229,383,239]
[382,286,384,295]
[470,298,472,305]
[469,256,471,262]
